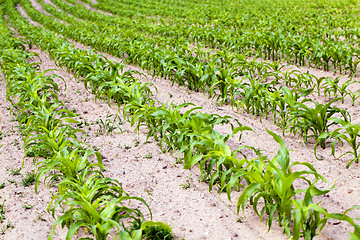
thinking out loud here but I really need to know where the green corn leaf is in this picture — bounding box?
[184,154,202,169]
[237,183,260,214]
[66,221,88,240]
[266,129,289,170]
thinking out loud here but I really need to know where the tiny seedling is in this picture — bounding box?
[9,127,15,133]
[76,119,89,129]
[22,172,35,187]
[0,182,4,190]
[348,89,360,106]
[134,140,140,147]
[22,202,34,210]
[0,220,14,235]
[0,201,5,222]
[7,180,17,187]
[33,212,46,222]
[92,146,100,151]
[145,188,152,195]
[95,113,123,135]
[7,167,21,176]
[180,174,192,189]
[145,152,153,159]
[236,217,246,223]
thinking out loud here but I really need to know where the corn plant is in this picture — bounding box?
[318,118,360,167]
[236,77,276,118]
[324,77,341,99]
[348,89,360,106]
[288,98,350,149]
[337,79,352,103]
[49,167,148,240]
[275,87,312,134]
[235,130,359,239]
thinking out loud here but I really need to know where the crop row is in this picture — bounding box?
[36,0,360,103]
[3,1,360,239]
[86,0,360,74]
[0,6,173,240]
[19,0,360,167]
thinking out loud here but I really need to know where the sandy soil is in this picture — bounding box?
[1,1,359,240]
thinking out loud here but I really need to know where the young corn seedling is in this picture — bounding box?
[275,87,312,134]
[324,77,340,99]
[288,98,350,149]
[237,130,334,239]
[313,76,326,97]
[337,79,352,103]
[348,89,360,106]
[49,167,150,240]
[318,118,360,167]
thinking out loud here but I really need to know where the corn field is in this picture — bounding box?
[0,0,360,239]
